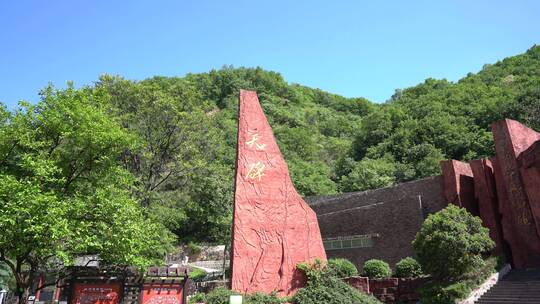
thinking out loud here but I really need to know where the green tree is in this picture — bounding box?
[0,86,173,304]
[338,158,396,192]
[412,205,494,281]
[98,76,234,244]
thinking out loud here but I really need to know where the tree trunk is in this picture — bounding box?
[15,270,34,304]
[15,283,30,304]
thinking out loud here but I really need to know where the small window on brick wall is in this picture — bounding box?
[323,234,378,251]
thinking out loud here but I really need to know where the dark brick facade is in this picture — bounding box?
[306,176,447,270]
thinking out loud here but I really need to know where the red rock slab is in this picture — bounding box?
[230,90,327,296]
[440,159,479,216]
[470,159,505,255]
[491,119,540,268]
[517,140,540,240]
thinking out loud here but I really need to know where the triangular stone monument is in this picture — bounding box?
[230,90,327,296]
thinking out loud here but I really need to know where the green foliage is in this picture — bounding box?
[293,276,381,304]
[418,281,471,304]
[418,257,498,304]
[0,85,173,300]
[338,158,396,192]
[245,292,290,304]
[412,205,495,281]
[191,288,289,304]
[0,262,14,290]
[187,242,202,255]
[327,258,359,278]
[296,259,327,285]
[188,293,207,304]
[395,257,423,278]
[362,259,391,279]
[204,288,236,304]
[293,259,381,304]
[189,268,208,282]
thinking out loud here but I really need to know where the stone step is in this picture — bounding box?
[475,269,540,304]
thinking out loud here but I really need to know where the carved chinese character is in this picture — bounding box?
[246,162,266,181]
[246,133,266,150]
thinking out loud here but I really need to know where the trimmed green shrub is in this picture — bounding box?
[189,267,208,282]
[362,259,391,279]
[412,205,495,281]
[327,258,359,278]
[395,257,422,278]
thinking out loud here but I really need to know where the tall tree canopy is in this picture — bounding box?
[0,86,173,303]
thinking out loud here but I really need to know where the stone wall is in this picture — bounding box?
[306,176,447,270]
[345,277,429,303]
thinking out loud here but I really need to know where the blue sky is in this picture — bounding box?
[1,0,539,108]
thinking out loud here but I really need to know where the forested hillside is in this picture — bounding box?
[4,45,540,245]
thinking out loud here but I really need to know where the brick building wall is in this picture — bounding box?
[306,176,448,270]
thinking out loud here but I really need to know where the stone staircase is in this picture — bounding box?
[475,268,540,303]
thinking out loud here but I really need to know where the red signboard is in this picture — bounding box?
[141,283,183,304]
[71,283,121,304]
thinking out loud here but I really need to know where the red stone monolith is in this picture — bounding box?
[470,158,505,255]
[491,119,540,268]
[518,140,540,238]
[230,90,327,296]
[440,160,479,216]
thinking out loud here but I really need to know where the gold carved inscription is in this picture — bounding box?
[246,162,266,181]
[246,134,266,151]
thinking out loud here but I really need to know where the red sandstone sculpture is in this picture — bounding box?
[441,119,540,268]
[440,160,479,216]
[469,158,505,255]
[491,119,540,268]
[230,90,327,296]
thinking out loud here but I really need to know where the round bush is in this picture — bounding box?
[412,205,494,280]
[327,258,359,278]
[362,259,391,279]
[395,257,422,278]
